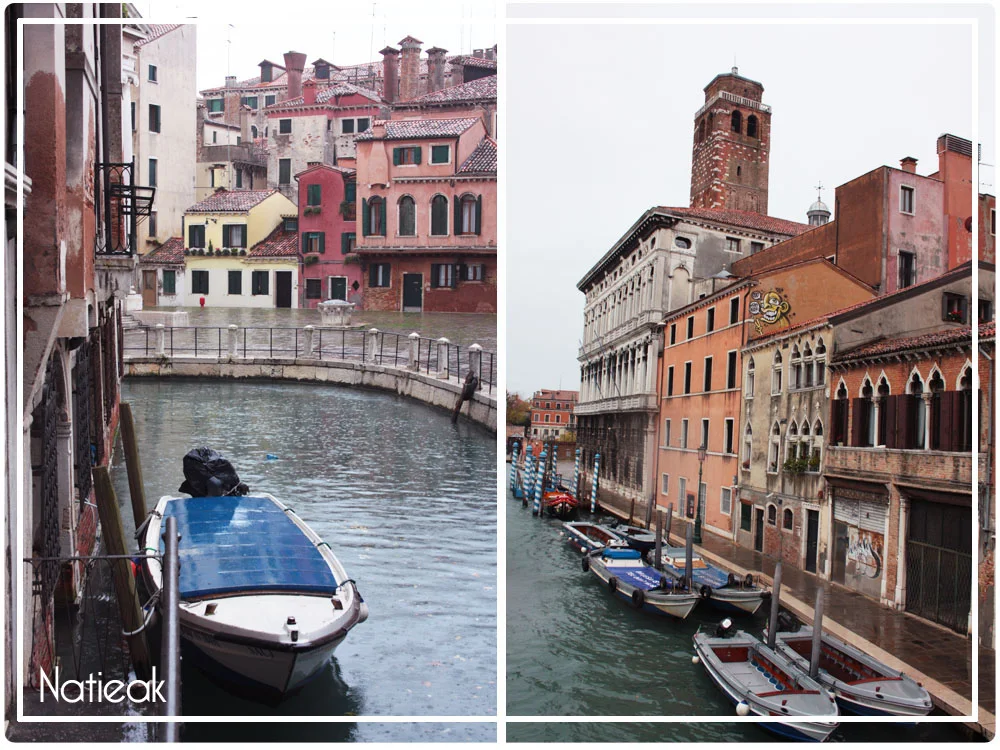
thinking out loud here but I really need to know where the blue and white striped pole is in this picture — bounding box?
[572,448,581,500]
[533,449,547,516]
[524,445,534,499]
[590,452,601,514]
[510,441,520,493]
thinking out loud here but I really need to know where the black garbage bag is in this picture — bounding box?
[178,447,249,497]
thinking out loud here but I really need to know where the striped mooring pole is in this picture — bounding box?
[533,449,547,516]
[509,441,520,493]
[572,448,581,500]
[590,452,601,514]
[524,445,534,499]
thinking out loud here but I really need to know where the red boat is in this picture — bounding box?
[542,491,579,518]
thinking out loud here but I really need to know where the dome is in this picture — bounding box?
[809,199,830,214]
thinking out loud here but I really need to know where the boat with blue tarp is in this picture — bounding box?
[561,521,626,554]
[584,546,700,619]
[658,545,767,615]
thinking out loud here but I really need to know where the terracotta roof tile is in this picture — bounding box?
[248,226,299,258]
[139,237,185,264]
[136,24,183,47]
[833,321,992,362]
[186,189,278,213]
[402,75,496,106]
[355,117,479,141]
[458,137,497,175]
[448,56,498,70]
[268,82,383,109]
[656,206,811,236]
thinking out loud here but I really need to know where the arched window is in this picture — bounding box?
[743,423,753,468]
[398,195,416,236]
[747,114,759,138]
[365,196,385,236]
[767,504,777,525]
[958,366,974,452]
[698,119,706,143]
[790,345,802,389]
[459,194,480,235]
[814,338,827,385]
[768,422,781,473]
[731,110,742,134]
[876,376,890,446]
[251,125,258,139]
[783,508,793,530]
[811,420,824,470]
[832,381,849,445]
[430,195,449,236]
[928,370,946,450]
[908,372,926,449]
[803,343,814,387]
[860,378,875,447]
[745,357,755,397]
[771,350,783,395]
[786,421,799,463]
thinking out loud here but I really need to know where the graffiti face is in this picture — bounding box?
[749,290,791,333]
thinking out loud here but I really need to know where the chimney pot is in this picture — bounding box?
[380,46,399,104]
[900,156,918,173]
[225,75,236,87]
[283,51,307,101]
[426,47,448,94]
[398,36,423,101]
[302,78,318,105]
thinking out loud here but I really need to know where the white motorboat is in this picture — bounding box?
[141,492,368,699]
[585,546,701,620]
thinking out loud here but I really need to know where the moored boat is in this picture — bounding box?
[659,546,767,615]
[584,547,700,620]
[561,521,626,554]
[141,492,368,699]
[772,626,933,717]
[542,490,579,518]
[693,622,839,742]
[613,523,657,552]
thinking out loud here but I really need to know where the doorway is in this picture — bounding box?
[328,276,347,301]
[806,509,819,573]
[275,271,293,308]
[402,273,423,312]
[754,508,764,552]
[142,270,158,307]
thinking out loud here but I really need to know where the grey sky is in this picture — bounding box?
[144,1,496,91]
[506,10,993,397]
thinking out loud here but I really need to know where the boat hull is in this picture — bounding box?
[589,557,699,620]
[562,523,625,554]
[702,589,766,616]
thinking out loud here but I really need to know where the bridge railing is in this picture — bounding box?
[123,325,497,395]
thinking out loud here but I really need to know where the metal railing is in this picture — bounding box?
[123,325,497,395]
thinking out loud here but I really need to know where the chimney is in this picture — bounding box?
[398,35,423,101]
[473,48,484,59]
[380,46,399,103]
[283,50,307,101]
[302,78,318,105]
[239,106,251,143]
[225,75,236,88]
[426,47,448,93]
[450,59,465,87]
[485,46,496,62]
[372,122,387,139]
[900,156,918,174]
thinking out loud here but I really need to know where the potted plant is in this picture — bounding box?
[339,200,354,218]
[207,239,214,254]
[742,460,750,470]
[808,455,821,472]
[946,310,964,322]
[343,253,361,265]
[239,249,247,256]
[304,254,319,265]
[222,248,231,256]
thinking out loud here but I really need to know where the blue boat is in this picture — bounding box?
[659,546,767,615]
[584,547,700,620]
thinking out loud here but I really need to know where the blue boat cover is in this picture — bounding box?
[603,548,642,560]
[605,565,664,591]
[159,495,340,599]
[661,546,730,589]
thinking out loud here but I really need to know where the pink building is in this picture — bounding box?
[355,117,497,312]
[295,163,361,307]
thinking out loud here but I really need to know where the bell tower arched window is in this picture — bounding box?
[731,110,742,134]
[747,114,759,138]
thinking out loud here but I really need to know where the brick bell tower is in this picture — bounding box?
[689,67,772,215]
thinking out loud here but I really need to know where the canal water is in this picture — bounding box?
[505,472,974,743]
[112,378,497,742]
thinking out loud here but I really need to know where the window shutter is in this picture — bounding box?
[362,198,370,236]
[850,399,864,447]
[475,195,482,235]
[302,234,308,255]
[392,148,401,166]
[884,395,898,448]
[318,232,325,254]
[941,294,950,321]
[341,233,350,255]
[453,197,461,234]
[960,296,968,324]
[377,200,385,234]
[369,265,377,287]
[897,395,914,449]
[414,146,422,164]
[451,264,459,289]
[938,391,956,452]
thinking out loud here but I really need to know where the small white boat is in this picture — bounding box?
[693,623,839,742]
[141,492,368,699]
[772,626,933,717]
[585,546,700,620]
[561,521,626,554]
[659,546,767,615]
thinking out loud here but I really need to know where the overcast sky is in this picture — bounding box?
[506,6,994,396]
[144,1,496,91]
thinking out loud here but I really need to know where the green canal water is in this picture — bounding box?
[112,379,497,741]
[505,472,975,743]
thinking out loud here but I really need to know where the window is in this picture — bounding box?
[686,316,694,339]
[464,263,486,281]
[148,104,161,133]
[341,232,356,254]
[750,241,764,255]
[345,181,357,202]
[729,296,740,324]
[148,64,157,82]
[235,169,243,189]
[544,414,550,423]
[720,487,732,516]
[162,270,176,295]
[706,307,715,332]
[431,145,450,164]
[393,146,422,165]
[669,324,677,345]
[227,270,242,295]
[281,217,297,233]
[251,271,269,296]
[814,339,826,385]
[992,208,997,236]
[279,119,292,134]
[188,224,205,248]
[307,184,322,206]
[771,350,783,394]
[726,237,741,254]
[148,158,157,187]
[303,232,325,254]
[431,263,456,289]
[981,299,994,323]
[908,373,927,450]
[745,358,755,398]
[661,473,669,495]
[898,251,916,288]
[942,292,968,324]
[251,125,258,140]
[315,63,330,79]
[212,130,217,144]
[698,482,707,522]
[130,102,135,132]
[265,95,276,107]
[459,195,480,234]
[431,195,449,235]
[731,110,742,133]
[899,185,914,214]
[342,119,355,134]
[724,418,734,454]
[681,419,689,449]
[222,224,246,248]
[191,270,209,294]
[398,196,416,236]
[148,212,157,238]
[207,98,224,113]
[279,158,291,185]
[740,502,752,532]
[364,197,386,236]
[667,366,674,396]
[679,478,688,514]
[701,419,710,450]
[664,419,671,446]
[747,115,758,138]
[783,508,793,531]
[767,505,777,526]
[305,279,322,299]
[768,422,781,473]
[683,362,692,394]
[241,96,258,110]
[675,236,692,249]
[703,357,713,391]
[726,351,738,389]
[369,263,391,288]
[260,63,272,83]
[357,117,370,132]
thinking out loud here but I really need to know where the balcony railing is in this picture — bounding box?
[95,161,155,256]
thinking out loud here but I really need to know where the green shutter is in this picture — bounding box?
[414,146,422,164]
[369,264,377,287]
[475,195,482,235]
[318,232,325,254]
[362,198,370,236]
[341,233,350,255]
[453,197,461,234]
[392,148,401,166]
[302,234,308,255]
[377,200,385,235]
[345,181,356,202]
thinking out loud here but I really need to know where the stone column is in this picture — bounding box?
[367,328,381,363]
[895,493,909,607]
[408,332,420,371]
[227,324,238,358]
[155,324,166,356]
[435,337,451,379]
[921,393,933,449]
[871,396,880,446]
[645,337,657,393]
[469,343,483,385]
[303,325,315,358]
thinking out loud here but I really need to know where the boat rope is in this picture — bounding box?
[121,590,160,637]
[283,507,296,515]
[334,578,356,591]
[315,541,331,550]
[133,509,162,541]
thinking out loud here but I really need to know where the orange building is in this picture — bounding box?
[528,389,578,441]
[656,259,874,537]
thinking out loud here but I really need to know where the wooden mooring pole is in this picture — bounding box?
[93,466,153,681]
[119,402,147,528]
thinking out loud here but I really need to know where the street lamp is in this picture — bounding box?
[694,442,707,544]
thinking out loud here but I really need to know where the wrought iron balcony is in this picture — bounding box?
[95,161,155,256]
